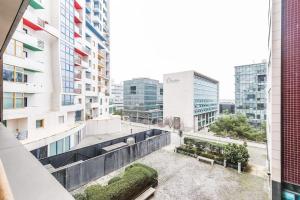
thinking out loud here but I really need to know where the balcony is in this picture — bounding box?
[93,16,100,24]
[4,81,44,94]
[29,0,44,9]
[74,10,83,24]
[23,11,45,31]
[3,54,44,72]
[75,41,88,56]
[98,60,105,68]
[16,130,28,140]
[98,50,105,59]
[0,125,73,200]
[74,26,82,38]
[86,102,99,109]
[74,0,82,9]
[74,73,82,81]
[74,88,82,94]
[14,31,44,51]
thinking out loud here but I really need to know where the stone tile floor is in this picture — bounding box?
[140,148,269,200]
[72,145,269,200]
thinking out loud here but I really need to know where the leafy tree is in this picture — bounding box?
[209,114,266,142]
[223,143,249,167]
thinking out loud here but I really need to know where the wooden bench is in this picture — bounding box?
[197,156,214,166]
[135,187,156,200]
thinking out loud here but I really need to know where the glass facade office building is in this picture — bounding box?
[123,78,163,123]
[194,73,219,129]
[235,63,267,126]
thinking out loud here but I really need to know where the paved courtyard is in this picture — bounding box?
[73,145,269,200]
[73,123,269,199]
[139,148,269,200]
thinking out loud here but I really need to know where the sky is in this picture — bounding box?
[110,0,269,100]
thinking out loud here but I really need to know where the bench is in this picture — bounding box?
[197,156,214,166]
[135,187,156,200]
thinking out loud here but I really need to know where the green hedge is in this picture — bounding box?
[74,163,157,200]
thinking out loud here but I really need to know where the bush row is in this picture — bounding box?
[177,137,249,168]
[74,163,158,200]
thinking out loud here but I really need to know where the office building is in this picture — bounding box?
[2,0,110,158]
[110,81,123,112]
[235,62,267,126]
[219,100,235,114]
[163,71,219,131]
[268,0,300,199]
[123,78,163,124]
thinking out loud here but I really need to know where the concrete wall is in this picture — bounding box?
[85,115,121,135]
[47,131,170,191]
[163,71,194,131]
[267,0,281,194]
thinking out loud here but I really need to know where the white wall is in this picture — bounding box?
[85,116,121,135]
[163,71,194,131]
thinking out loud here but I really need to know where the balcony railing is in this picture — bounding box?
[75,73,82,80]
[74,88,82,94]
[0,125,73,199]
[16,130,28,140]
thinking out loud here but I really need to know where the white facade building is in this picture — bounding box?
[2,0,110,159]
[163,71,219,131]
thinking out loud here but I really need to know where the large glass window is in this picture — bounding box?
[4,93,14,109]
[56,139,64,154]
[15,67,24,82]
[64,136,70,151]
[4,92,24,109]
[3,64,14,81]
[15,93,24,108]
[49,142,57,157]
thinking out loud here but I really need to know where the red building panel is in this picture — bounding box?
[282,0,300,185]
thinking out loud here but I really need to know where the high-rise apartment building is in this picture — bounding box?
[123,78,163,124]
[163,71,219,131]
[268,0,300,199]
[2,0,110,159]
[110,81,123,112]
[235,63,267,126]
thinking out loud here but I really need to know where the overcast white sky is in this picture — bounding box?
[110,0,269,99]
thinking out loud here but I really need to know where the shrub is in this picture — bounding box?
[223,143,249,167]
[74,193,87,200]
[108,176,121,185]
[76,163,158,200]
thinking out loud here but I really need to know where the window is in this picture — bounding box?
[65,136,70,151]
[5,40,15,55]
[59,116,64,124]
[36,120,44,128]
[15,40,23,58]
[160,88,163,95]
[3,65,25,83]
[4,93,14,109]
[4,92,24,109]
[56,139,64,154]
[3,64,14,81]
[130,86,136,94]
[15,93,24,108]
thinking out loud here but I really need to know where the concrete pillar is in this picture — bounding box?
[238,162,241,173]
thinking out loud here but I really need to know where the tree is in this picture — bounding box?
[209,114,266,142]
[223,143,250,167]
